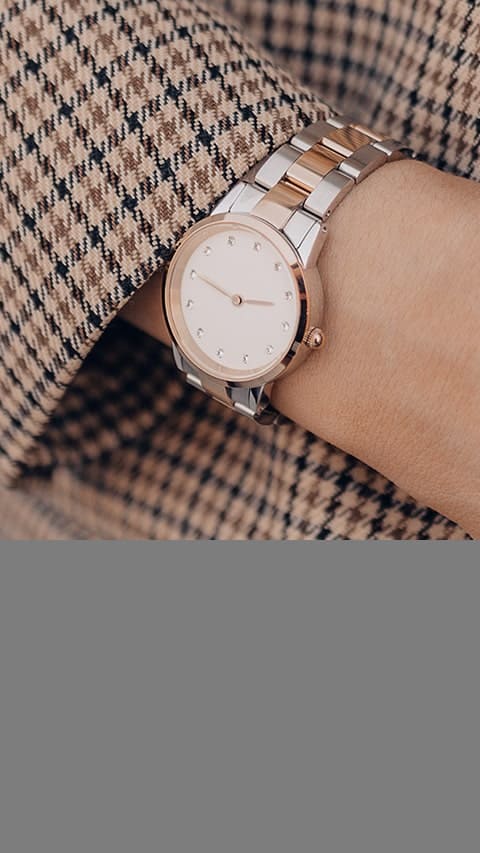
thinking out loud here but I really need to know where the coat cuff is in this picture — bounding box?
[0,0,328,483]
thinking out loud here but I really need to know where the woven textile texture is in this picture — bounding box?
[0,0,478,539]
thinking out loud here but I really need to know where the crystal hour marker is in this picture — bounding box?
[227,236,236,246]
[242,354,249,364]
[274,262,282,271]
[266,345,274,355]
[186,299,194,309]
[190,269,197,279]
[217,348,224,359]
[284,291,293,301]
[203,246,212,255]
[253,242,262,252]
[196,328,204,338]
[282,321,290,332]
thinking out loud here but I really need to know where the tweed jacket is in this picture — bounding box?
[0,0,478,539]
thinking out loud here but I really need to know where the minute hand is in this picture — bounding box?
[196,273,232,300]
[242,298,275,307]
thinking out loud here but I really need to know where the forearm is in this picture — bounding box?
[122,160,480,536]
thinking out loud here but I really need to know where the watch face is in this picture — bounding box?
[164,218,305,384]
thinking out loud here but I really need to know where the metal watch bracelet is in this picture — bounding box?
[173,113,413,424]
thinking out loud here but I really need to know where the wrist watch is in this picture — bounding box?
[163,114,412,424]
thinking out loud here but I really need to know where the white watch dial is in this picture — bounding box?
[168,223,301,381]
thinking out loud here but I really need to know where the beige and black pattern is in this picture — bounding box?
[0,0,327,483]
[0,0,477,539]
[221,0,480,181]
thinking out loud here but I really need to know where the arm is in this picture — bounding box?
[121,159,480,537]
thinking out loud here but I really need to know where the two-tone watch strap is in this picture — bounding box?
[214,113,412,265]
[177,114,412,424]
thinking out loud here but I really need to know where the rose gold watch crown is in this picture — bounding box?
[304,327,325,349]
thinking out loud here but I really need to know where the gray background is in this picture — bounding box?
[0,545,478,852]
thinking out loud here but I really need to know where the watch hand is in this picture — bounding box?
[196,273,232,300]
[195,274,275,307]
[241,298,275,307]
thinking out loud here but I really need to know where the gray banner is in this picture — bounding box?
[0,548,479,853]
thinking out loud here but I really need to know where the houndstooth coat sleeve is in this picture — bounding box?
[0,0,477,539]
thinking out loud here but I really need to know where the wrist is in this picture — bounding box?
[272,159,480,535]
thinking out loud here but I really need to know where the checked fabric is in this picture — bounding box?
[0,0,478,539]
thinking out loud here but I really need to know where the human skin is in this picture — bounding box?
[121,160,480,537]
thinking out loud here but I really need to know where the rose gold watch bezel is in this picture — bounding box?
[163,213,324,388]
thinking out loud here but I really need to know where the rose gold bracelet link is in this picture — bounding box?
[351,123,385,143]
[322,125,373,158]
[253,180,307,230]
[285,145,343,193]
